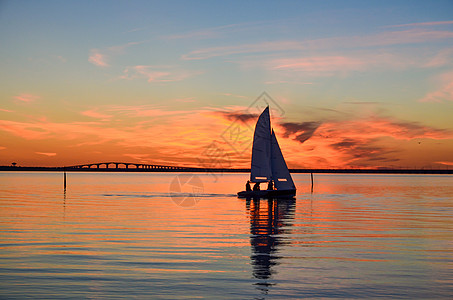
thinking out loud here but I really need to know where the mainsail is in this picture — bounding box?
[271,129,296,190]
[250,107,272,182]
[250,106,295,191]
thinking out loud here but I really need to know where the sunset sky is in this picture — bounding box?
[1,1,453,169]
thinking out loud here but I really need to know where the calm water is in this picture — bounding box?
[0,172,452,299]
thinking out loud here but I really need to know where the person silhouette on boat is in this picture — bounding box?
[253,182,260,191]
[267,180,274,190]
[246,180,251,191]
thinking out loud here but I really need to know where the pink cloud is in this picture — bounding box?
[120,65,201,82]
[424,49,453,68]
[35,152,57,156]
[88,42,143,67]
[57,55,67,63]
[0,106,229,167]
[436,161,453,166]
[2,102,451,169]
[264,80,313,85]
[221,93,249,99]
[164,28,220,40]
[316,117,453,141]
[271,56,366,76]
[107,105,190,118]
[88,49,109,67]
[81,109,112,120]
[264,52,417,78]
[272,114,453,169]
[173,97,196,103]
[387,20,453,28]
[182,40,302,60]
[163,22,264,40]
[181,28,453,60]
[14,93,40,103]
[0,120,49,139]
[123,153,150,161]
[420,72,453,102]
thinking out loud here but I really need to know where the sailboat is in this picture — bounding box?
[237,106,296,198]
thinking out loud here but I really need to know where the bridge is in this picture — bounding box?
[64,162,193,171]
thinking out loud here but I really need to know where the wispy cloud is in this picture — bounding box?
[182,28,453,60]
[35,152,57,156]
[105,104,195,118]
[213,111,258,125]
[163,21,277,40]
[123,153,150,161]
[436,161,453,166]
[273,56,364,71]
[270,56,367,77]
[2,103,451,168]
[221,93,249,99]
[120,65,202,82]
[164,24,237,40]
[0,105,246,166]
[127,27,146,33]
[276,115,453,168]
[57,55,67,63]
[263,52,420,78]
[265,80,314,85]
[209,106,452,168]
[329,137,398,162]
[173,97,197,103]
[325,117,452,141]
[14,93,40,103]
[420,71,453,102]
[88,49,109,67]
[386,20,453,28]
[81,109,113,120]
[89,41,144,67]
[182,40,302,60]
[424,48,453,68]
[279,121,322,143]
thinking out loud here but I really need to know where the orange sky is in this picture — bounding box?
[1,99,452,169]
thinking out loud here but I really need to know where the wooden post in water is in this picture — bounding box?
[64,171,67,190]
[310,172,314,193]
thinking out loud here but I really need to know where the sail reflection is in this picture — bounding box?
[246,197,296,292]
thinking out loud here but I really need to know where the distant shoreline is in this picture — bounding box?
[1,165,452,174]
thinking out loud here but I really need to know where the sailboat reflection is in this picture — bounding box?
[246,197,296,294]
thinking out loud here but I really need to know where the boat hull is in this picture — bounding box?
[237,189,296,199]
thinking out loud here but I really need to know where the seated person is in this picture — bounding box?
[246,180,251,191]
[267,180,274,190]
[253,182,260,191]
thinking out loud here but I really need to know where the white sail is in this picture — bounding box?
[271,129,296,190]
[250,106,272,182]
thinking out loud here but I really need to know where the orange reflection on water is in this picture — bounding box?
[1,172,453,298]
[291,174,453,262]
[0,173,253,276]
[245,197,296,283]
